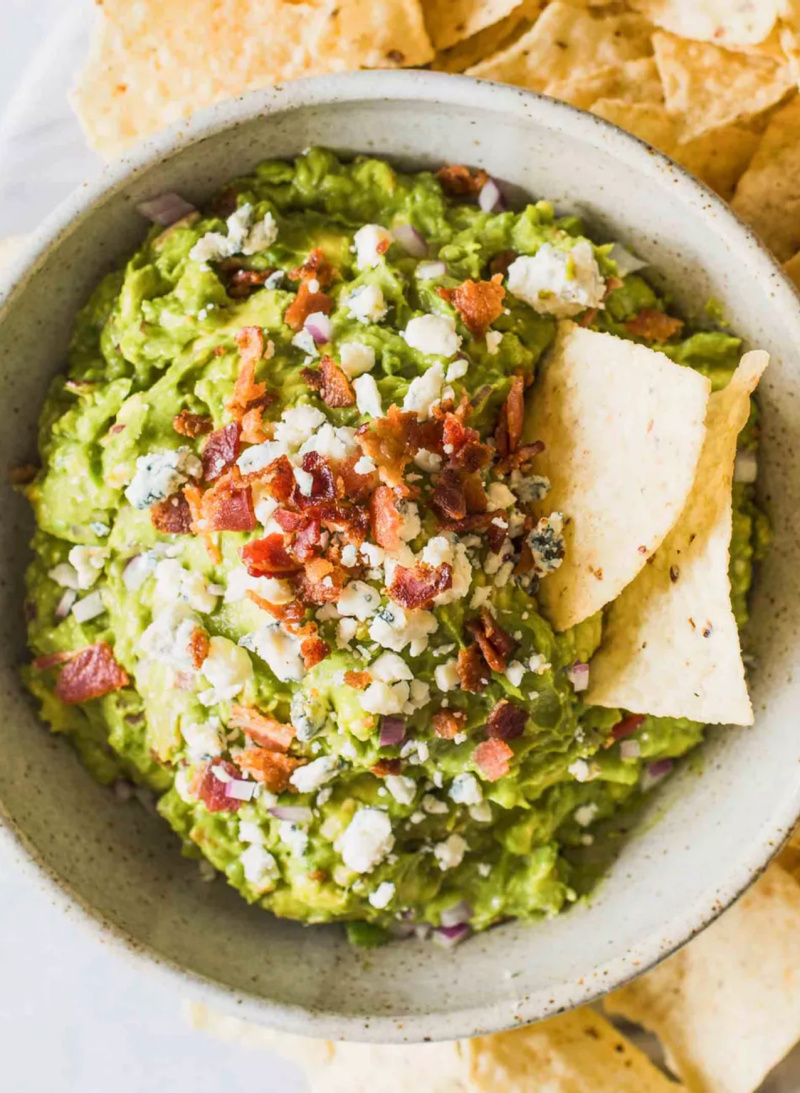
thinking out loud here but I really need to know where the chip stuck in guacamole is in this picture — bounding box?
[21,149,768,946]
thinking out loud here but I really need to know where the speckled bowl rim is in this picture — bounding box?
[2,69,800,1044]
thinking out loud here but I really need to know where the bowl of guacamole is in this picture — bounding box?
[2,73,800,1040]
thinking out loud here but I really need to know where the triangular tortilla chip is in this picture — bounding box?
[591,100,760,200]
[605,863,800,1093]
[423,0,524,51]
[526,322,711,632]
[587,350,768,725]
[467,3,653,89]
[628,0,779,47]
[731,96,800,261]
[545,57,664,111]
[652,30,793,142]
[72,0,433,157]
[430,0,544,73]
[784,248,800,290]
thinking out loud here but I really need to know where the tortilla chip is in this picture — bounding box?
[784,248,800,290]
[466,1009,683,1092]
[587,350,768,725]
[423,0,524,52]
[628,0,780,47]
[605,863,800,1093]
[467,3,653,91]
[72,0,433,157]
[430,0,544,72]
[591,100,760,200]
[731,96,800,260]
[526,322,711,632]
[652,31,793,142]
[546,57,664,111]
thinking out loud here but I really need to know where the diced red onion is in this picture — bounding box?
[137,192,197,226]
[641,758,674,792]
[478,178,504,214]
[416,260,446,280]
[432,923,472,949]
[71,590,105,623]
[268,805,313,823]
[440,900,473,928]
[55,588,77,619]
[379,715,407,747]
[734,449,758,484]
[225,779,257,802]
[304,311,333,345]
[392,223,428,258]
[566,662,590,693]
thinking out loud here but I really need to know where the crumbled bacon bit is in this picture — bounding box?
[54,643,129,705]
[229,327,267,421]
[188,627,210,669]
[202,423,240,481]
[288,247,337,289]
[371,758,402,777]
[225,267,274,298]
[195,470,256,533]
[487,522,507,553]
[228,704,295,751]
[433,709,467,739]
[437,276,505,338]
[245,590,306,629]
[33,649,78,671]
[473,738,513,782]
[236,748,304,794]
[467,608,516,673]
[292,451,338,508]
[356,406,442,493]
[285,283,333,332]
[611,714,645,742]
[294,565,347,605]
[337,451,379,502]
[302,354,355,407]
[442,413,491,473]
[436,164,489,198]
[305,557,333,583]
[625,308,684,342]
[494,374,525,458]
[293,513,323,562]
[173,409,213,438]
[315,499,370,543]
[369,484,402,551]
[457,644,489,694]
[486,699,527,741]
[194,760,243,813]
[151,492,193,534]
[301,635,330,670]
[240,405,267,445]
[433,467,467,521]
[241,533,302,578]
[251,454,295,503]
[344,670,371,690]
[387,562,453,610]
[504,441,545,470]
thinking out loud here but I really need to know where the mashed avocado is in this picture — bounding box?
[21,149,764,943]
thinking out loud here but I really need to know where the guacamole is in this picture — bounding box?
[21,149,766,944]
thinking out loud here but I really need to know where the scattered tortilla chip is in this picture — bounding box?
[430,0,544,72]
[652,31,793,142]
[423,0,523,52]
[591,100,760,200]
[466,1009,684,1092]
[73,0,433,156]
[188,1001,681,1092]
[605,863,800,1093]
[546,57,664,111]
[784,248,800,290]
[467,3,653,92]
[587,350,768,725]
[526,322,711,632]
[731,96,800,260]
[628,0,780,47]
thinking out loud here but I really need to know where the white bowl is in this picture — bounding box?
[2,70,800,1043]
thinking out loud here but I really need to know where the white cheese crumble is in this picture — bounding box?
[182,718,223,763]
[224,568,293,606]
[433,833,467,871]
[485,330,503,355]
[445,357,469,382]
[339,341,376,378]
[68,545,107,589]
[449,773,483,806]
[507,241,605,318]
[420,535,472,605]
[469,801,493,823]
[291,329,318,357]
[574,802,599,827]
[240,624,304,683]
[300,423,359,464]
[71,590,105,623]
[154,558,219,614]
[369,651,413,682]
[385,774,417,806]
[403,361,445,420]
[528,512,566,577]
[337,809,394,873]
[199,636,253,703]
[568,759,599,783]
[240,843,278,889]
[290,755,340,794]
[124,448,201,509]
[505,660,526,688]
[434,658,460,692]
[397,501,421,542]
[338,580,381,620]
[403,314,461,359]
[362,680,409,715]
[138,603,200,673]
[190,203,278,265]
[353,224,392,269]
[353,373,383,418]
[414,448,442,473]
[347,284,387,324]
[293,466,315,496]
[368,603,438,656]
[486,482,516,511]
[278,821,309,858]
[528,653,551,675]
[368,881,396,909]
[422,793,448,815]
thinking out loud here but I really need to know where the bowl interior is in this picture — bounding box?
[2,71,800,1042]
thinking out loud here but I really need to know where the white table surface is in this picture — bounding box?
[0,3,305,1088]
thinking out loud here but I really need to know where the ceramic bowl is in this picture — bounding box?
[2,70,800,1043]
